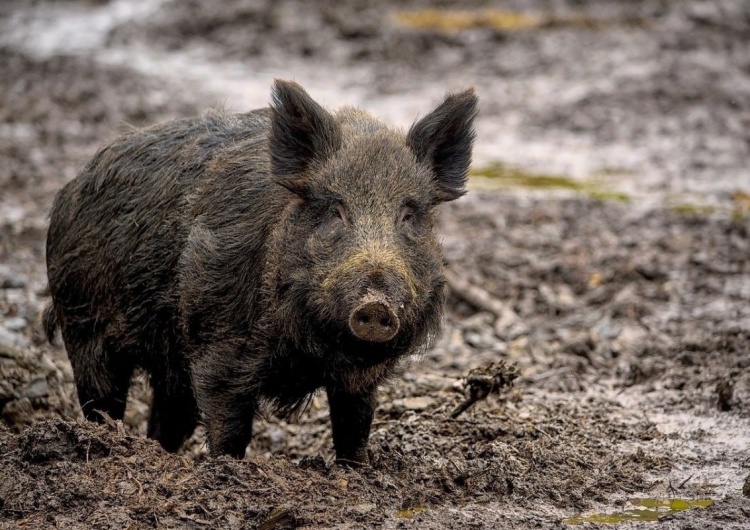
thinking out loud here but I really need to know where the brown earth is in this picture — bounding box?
[1,0,749,528]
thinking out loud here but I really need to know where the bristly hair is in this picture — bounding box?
[406,88,478,203]
[269,79,342,197]
[265,392,316,421]
[42,302,59,345]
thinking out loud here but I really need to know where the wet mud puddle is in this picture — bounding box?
[566,498,714,525]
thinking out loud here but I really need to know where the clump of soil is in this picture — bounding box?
[0,389,666,529]
[450,360,520,418]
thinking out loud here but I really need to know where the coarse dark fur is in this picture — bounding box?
[44,80,478,464]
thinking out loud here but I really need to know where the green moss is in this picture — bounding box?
[395,506,427,518]
[731,208,748,223]
[593,167,636,178]
[472,162,583,189]
[581,189,631,202]
[636,498,713,510]
[392,9,543,32]
[669,204,717,216]
[730,191,750,222]
[667,191,750,218]
[470,162,630,202]
[392,9,648,33]
[566,498,713,525]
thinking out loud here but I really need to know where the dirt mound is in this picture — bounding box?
[0,382,665,529]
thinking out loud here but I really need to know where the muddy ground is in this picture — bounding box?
[0,0,749,528]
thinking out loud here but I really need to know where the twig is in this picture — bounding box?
[521,367,572,384]
[678,474,694,489]
[444,269,524,336]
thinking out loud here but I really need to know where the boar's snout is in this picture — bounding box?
[349,297,400,343]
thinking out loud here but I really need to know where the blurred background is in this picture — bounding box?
[2,0,749,205]
[0,1,749,528]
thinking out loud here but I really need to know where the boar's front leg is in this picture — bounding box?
[191,356,258,459]
[326,384,377,466]
[205,395,257,459]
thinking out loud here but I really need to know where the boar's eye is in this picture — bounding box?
[331,203,349,225]
[399,205,415,225]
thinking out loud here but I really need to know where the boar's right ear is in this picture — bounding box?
[270,79,341,196]
[407,89,478,203]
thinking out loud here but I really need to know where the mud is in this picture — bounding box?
[1,0,749,528]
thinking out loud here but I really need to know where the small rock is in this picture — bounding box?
[59,360,74,382]
[298,455,327,471]
[259,506,298,530]
[0,339,23,359]
[38,354,58,375]
[464,330,490,349]
[1,397,34,426]
[592,316,622,341]
[538,283,577,310]
[0,380,14,401]
[408,373,457,392]
[564,334,595,359]
[267,426,286,452]
[447,328,464,347]
[716,377,735,412]
[490,341,507,355]
[556,284,577,308]
[21,375,49,399]
[538,284,557,307]
[124,399,149,429]
[507,336,529,359]
[0,272,26,289]
[612,325,647,354]
[351,502,376,514]
[117,481,138,495]
[4,317,27,332]
[459,312,494,332]
[744,474,750,497]
[398,396,435,411]
[0,326,30,350]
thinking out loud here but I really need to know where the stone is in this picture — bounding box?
[21,375,49,399]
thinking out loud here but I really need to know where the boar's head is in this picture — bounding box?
[267,80,477,370]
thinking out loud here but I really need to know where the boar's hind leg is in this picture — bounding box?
[326,385,376,466]
[147,363,199,453]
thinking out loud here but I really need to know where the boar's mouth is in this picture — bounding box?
[303,296,418,369]
[310,290,410,365]
[348,294,400,343]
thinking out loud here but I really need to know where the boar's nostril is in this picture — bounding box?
[349,301,399,343]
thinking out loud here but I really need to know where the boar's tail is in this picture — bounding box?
[42,302,59,345]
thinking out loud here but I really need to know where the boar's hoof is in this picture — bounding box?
[336,448,371,467]
[349,301,399,343]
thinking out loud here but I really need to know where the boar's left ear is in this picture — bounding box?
[270,79,342,196]
[407,89,478,203]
